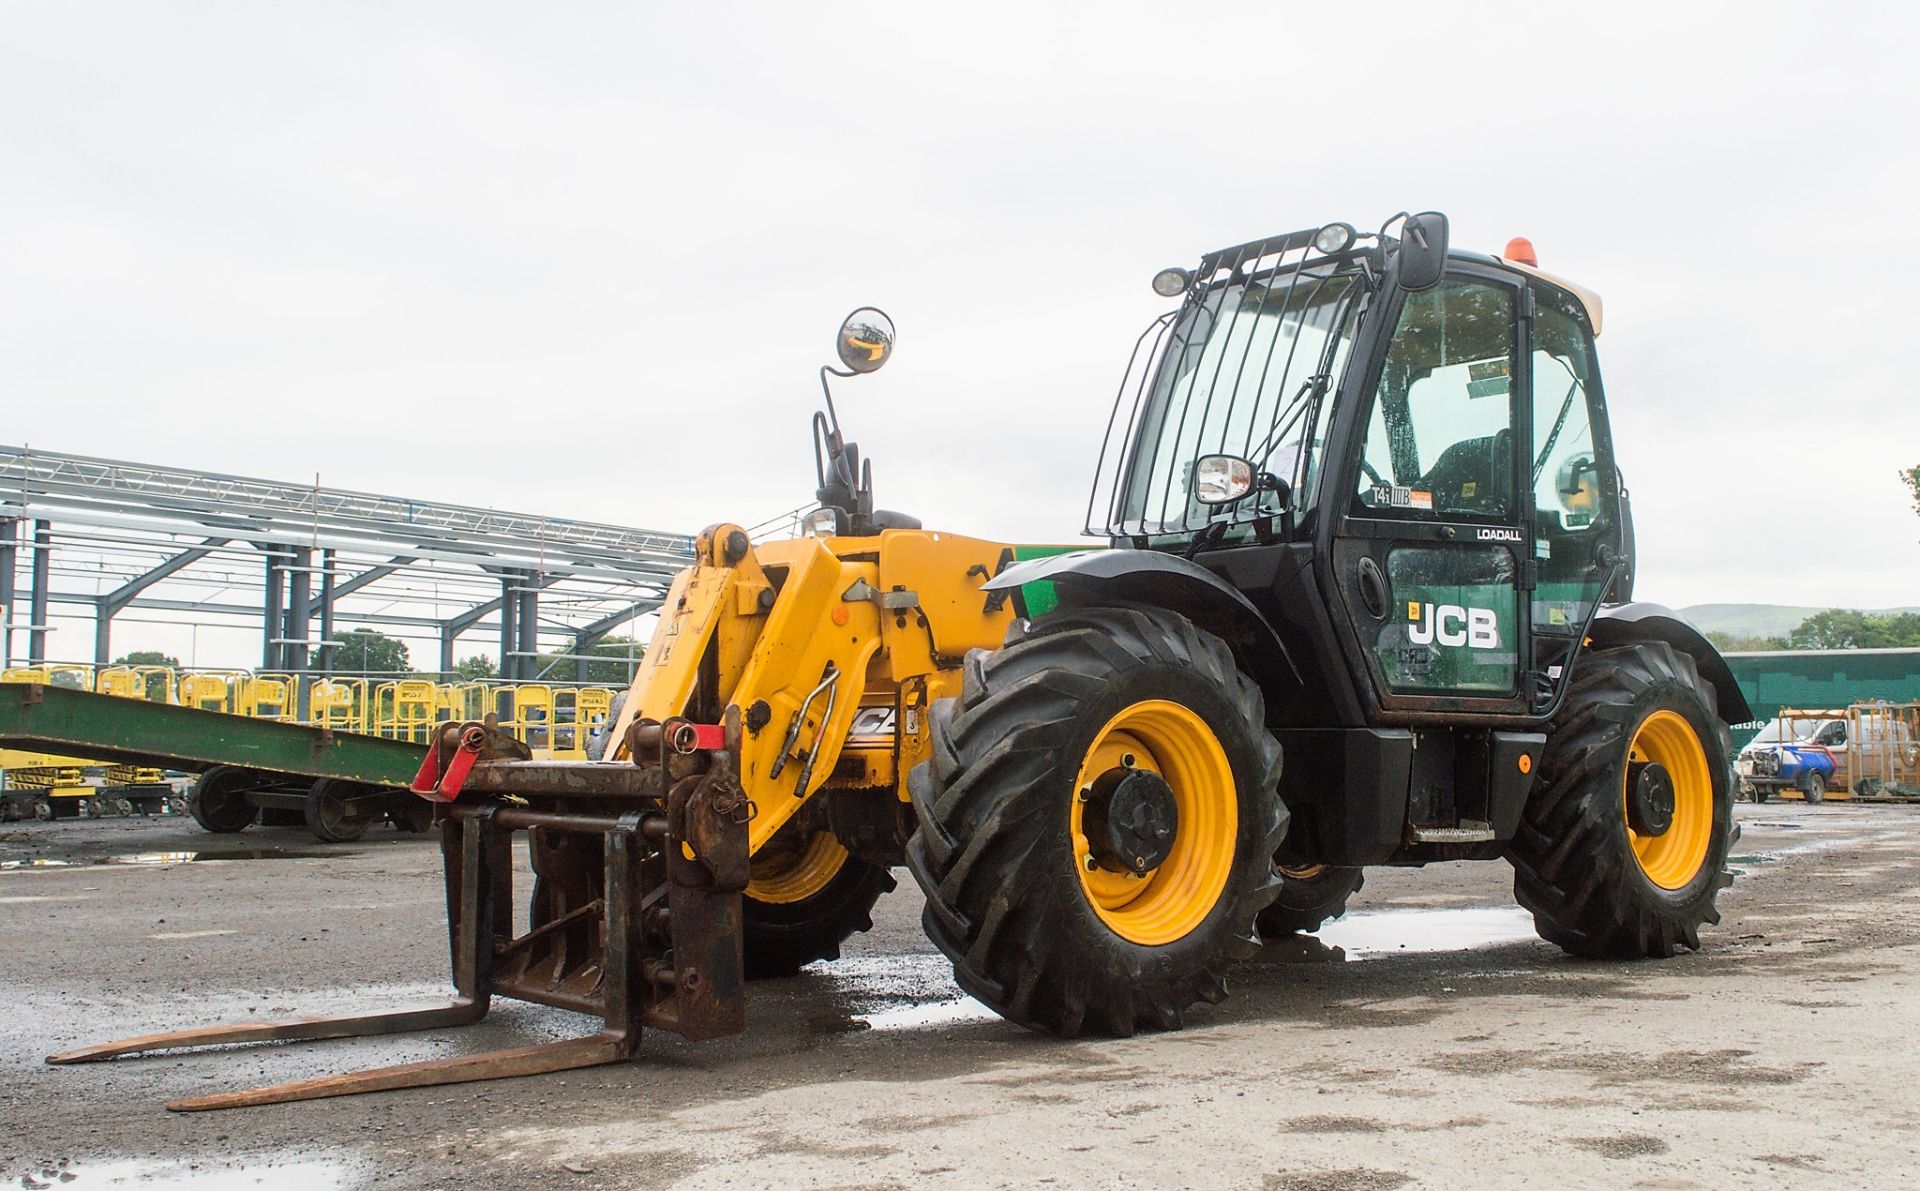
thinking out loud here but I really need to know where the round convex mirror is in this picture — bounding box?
[836,307,895,374]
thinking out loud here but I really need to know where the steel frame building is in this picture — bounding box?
[0,445,694,712]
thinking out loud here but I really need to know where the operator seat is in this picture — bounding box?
[1420,429,1512,516]
[871,509,923,530]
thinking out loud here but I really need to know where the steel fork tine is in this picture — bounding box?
[46,999,487,1066]
[165,1031,633,1112]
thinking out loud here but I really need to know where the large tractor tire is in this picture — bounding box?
[906,605,1287,1037]
[1256,865,1365,938]
[1507,642,1734,958]
[742,829,894,978]
[187,766,260,834]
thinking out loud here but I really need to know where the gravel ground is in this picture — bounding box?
[2,800,1917,1189]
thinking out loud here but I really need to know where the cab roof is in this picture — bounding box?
[1454,249,1605,336]
[1189,224,1605,336]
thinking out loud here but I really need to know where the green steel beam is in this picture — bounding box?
[0,683,424,787]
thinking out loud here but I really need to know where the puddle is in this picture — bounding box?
[847,908,1543,1031]
[856,995,999,1031]
[98,851,203,866]
[817,953,1000,1033]
[106,848,344,865]
[12,1157,350,1189]
[2,849,346,871]
[1310,906,1539,959]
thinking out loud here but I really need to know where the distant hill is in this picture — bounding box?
[1680,604,1920,638]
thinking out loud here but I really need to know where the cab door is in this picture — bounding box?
[1524,285,1626,713]
[1325,268,1532,717]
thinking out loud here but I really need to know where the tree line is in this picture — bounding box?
[1709,609,1920,653]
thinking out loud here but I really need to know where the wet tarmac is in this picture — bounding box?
[3,802,1918,1187]
[15,1155,348,1189]
[2,848,347,870]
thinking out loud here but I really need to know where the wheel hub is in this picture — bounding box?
[1626,760,1675,836]
[1082,766,1179,875]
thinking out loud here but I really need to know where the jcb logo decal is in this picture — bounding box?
[1406,601,1500,649]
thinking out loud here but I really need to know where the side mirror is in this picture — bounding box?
[835,307,896,374]
[1396,211,1450,292]
[1193,454,1254,505]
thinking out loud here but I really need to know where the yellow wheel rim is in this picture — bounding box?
[747,831,848,904]
[1070,699,1238,946]
[1278,863,1327,881]
[1624,709,1713,890]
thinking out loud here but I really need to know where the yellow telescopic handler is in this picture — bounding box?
[52,213,1747,1110]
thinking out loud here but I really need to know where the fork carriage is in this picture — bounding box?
[51,716,755,1111]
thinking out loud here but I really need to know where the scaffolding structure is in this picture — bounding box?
[0,445,694,715]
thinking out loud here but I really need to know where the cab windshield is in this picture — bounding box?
[1111,267,1365,537]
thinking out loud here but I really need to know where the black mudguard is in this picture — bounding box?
[1589,602,1754,725]
[984,549,1299,689]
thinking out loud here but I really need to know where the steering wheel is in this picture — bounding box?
[1360,459,1388,488]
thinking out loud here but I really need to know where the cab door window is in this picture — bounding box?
[1353,279,1517,520]
[1529,296,1610,637]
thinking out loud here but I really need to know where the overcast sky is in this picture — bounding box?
[5,1,1918,654]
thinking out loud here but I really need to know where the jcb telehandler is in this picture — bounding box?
[53,212,1747,1109]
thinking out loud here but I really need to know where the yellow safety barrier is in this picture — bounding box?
[571,688,614,759]
[178,671,247,714]
[96,665,177,703]
[3,664,94,690]
[373,680,438,743]
[549,688,583,759]
[241,674,297,721]
[4,663,616,755]
[309,678,368,734]
[435,682,490,725]
[502,684,556,755]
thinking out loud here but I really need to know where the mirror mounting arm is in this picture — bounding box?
[814,366,874,530]
[818,365,853,443]
[810,307,897,537]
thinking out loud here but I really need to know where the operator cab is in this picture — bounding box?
[1090,213,1624,726]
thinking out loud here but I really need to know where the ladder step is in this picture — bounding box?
[1410,821,1496,844]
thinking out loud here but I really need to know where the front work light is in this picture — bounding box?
[802,507,845,537]
[1151,267,1192,298]
[1312,222,1357,255]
